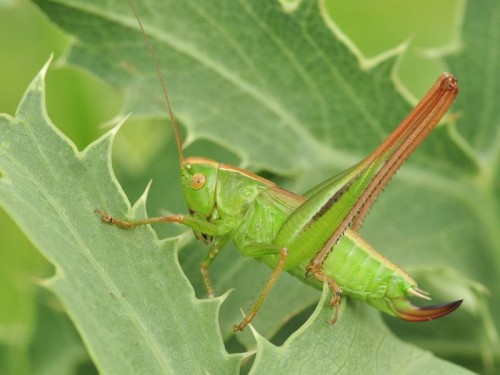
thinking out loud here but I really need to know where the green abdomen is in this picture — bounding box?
[290,229,416,316]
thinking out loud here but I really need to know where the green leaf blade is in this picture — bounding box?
[251,288,475,375]
[0,62,242,374]
[34,0,417,174]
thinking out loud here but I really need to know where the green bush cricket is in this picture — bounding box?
[96,0,462,332]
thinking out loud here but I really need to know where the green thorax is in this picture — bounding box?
[180,157,302,249]
[180,156,290,227]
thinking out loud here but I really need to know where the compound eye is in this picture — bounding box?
[191,173,206,190]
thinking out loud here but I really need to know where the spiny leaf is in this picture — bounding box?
[0,60,242,374]
[250,287,475,374]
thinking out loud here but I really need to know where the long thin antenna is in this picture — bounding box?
[127,0,184,163]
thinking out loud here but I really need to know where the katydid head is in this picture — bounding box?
[180,157,219,217]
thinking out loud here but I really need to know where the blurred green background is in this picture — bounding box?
[0,0,471,374]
